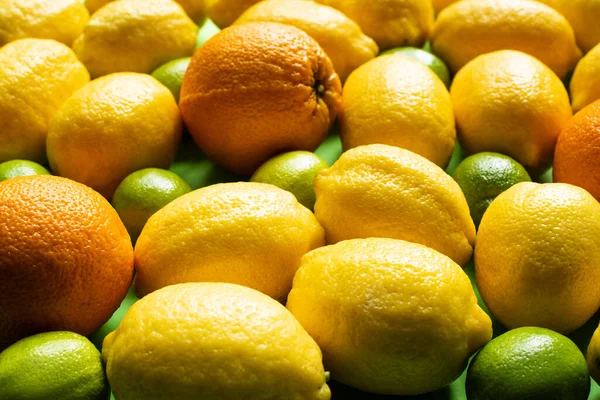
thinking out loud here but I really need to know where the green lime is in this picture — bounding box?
[112,168,192,242]
[380,46,451,88]
[250,151,329,210]
[467,327,590,400]
[0,159,50,182]
[151,57,191,103]
[452,152,531,226]
[0,331,109,400]
[196,18,221,49]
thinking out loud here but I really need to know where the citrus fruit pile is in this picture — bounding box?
[3,0,600,399]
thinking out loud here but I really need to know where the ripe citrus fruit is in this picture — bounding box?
[250,151,329,210]
[379,46,451,88]
[151,57,191,103]
[476,182,600,334]
[0,39,89,164]
[432,0,458,14]
[287,238,492,395]
[196,17,221,47]
[0,331,109,400]
[73,0,198,78]
[431,0,581,78]
[86,0,206,22]
[205,0,262,27]
[103,282,331,400]
[452,152,531,227]
[451,50,572,171]
[536,0,600,54]
[0,0,89,47]
[314,0,434,51]
[180,22,342,176]
[314,144,475,266]
[570,44,600,112]
[587,324,600,384]
[112,168,192,242]
[0,160,50,182]
[0,175,134,350]
[134,182,324,300]
[554,100,600,201]
[47,72,182,199]
[234,0,378,82]
[340,55,455,167]
[467,327,590,400]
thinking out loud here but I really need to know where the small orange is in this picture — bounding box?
[0,175,134,350]
[554,100,600,201]
[180,22,342,176]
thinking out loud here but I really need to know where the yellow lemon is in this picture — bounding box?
[287,238,492,395]
[476,182,600,334]
[205,0,262,28]
[47,73,182,199]
[0,0,88,47]
[103,282,331,400]
[451,50,572,171]
[571,43,600,112]
[535,0,600,54]
[235,0,378,82]
[433,0,459,14]
[587,325,600,384]
[0,39,89,164]
[431,0,581,78]
[314,144,475,266]
[315,0,433,51]
[340,54,455,168]
[86,0,206,23]
[85,0,112,13]
[134,182,325,301]
[73,0,198,78]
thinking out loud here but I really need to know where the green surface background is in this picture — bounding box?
[91,128,600,399]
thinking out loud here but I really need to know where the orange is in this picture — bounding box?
[554,100,600,201]
[180,22,342,176]
[0,175,134,350]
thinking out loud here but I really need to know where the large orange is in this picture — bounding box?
[0,175,134,350]
[180,22,342,176]
[554,100,600,201]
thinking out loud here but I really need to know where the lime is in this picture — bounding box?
[0,159,50,182]
[250,151,329,210]
[151,57,191,103]
[0,331,109,400]
[452,152,531,226]
[196,18,221,48]
[380,46,451,87]
[112,168,192,242]
[467,327,590,400]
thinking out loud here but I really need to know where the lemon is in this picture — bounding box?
[0,39,90,164]
[315,0,434,51]
[452,152,531,227]
[380,46,451,88]
[112,168,191,242]
[134,182,324,300]
[235,0,378,82]
[151,57,191,103]
[432,0,458,14]
[250,151,329,210]
[47,73,182,199]
[535,0,600,54]
[571,44,600,112]
[0,160,50,182]
[314,144,475,265]
[103,282,331,400]
[73,0,198,78]
[287,238,492,395]
[476,182,600,334]
[196,18,221,48]
[467,327,590,400]
[431,0,581,78]
[587,324,600,384]
[451,50,572,172]
[86,0,206,22]
[340,55,455,168]
[0,0,89,47]
[84,0,111,13]
[0,331,109,400]
[205,0,262,28]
